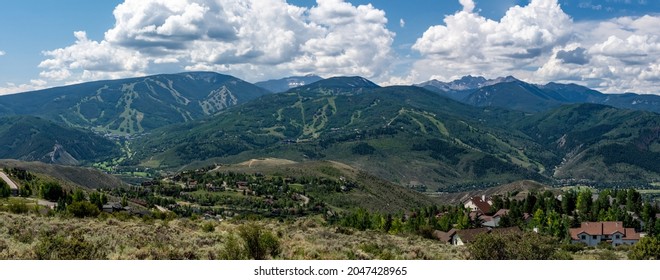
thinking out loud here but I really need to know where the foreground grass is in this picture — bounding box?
[0,212,463,260]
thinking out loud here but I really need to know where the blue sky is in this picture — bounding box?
[0,0,659,95]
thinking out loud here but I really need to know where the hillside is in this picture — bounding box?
[132,81,660,190]
[1,73,657,192]
[513,104,660,181]
[0,72,271,135]
[0,212,457,260]
[0,159,125,190]
[133,83,549,190]
[211,160,440,213]
[0,116,120,165]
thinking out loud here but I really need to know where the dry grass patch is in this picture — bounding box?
[0,212,463,260]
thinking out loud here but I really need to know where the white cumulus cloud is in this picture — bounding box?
[405,0,660,93]
[36,0,395,84]
[536,15,660,93]
[0,50,5,56]
[410,0,572,82]
[0,80,48,96]
[459,0,475,13]
[39,31,149,81]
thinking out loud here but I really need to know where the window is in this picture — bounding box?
[581,235,586,240]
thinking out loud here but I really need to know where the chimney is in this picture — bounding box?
[482,195,485,201]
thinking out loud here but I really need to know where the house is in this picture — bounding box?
[451,227,491,246]
[464,196,492,214]
[569,221,642,246]
[482,209,509,227]
[433,229,457,244]
[236,181,249,189]
[102,203,128,213]
[478,214,494,226]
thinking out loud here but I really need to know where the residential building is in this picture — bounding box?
[451,227,491,246]
[482,209,509,227]
[569,221,642,246]
[433,229,456,244]
[464,195,492,214]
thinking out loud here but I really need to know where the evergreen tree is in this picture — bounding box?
[457,212,470,230]
[72,189,86,203]
[41,181,64,202]
[0,180,10,198]
[576,189,593,220]
[533,208,545,232]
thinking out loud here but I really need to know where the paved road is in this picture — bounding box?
[0,171,19,191]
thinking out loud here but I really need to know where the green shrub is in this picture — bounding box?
[114,211,133,221]
[67,201,100,218]
[468,231,558,260]
[628,237,660,260]
[220,234,246,260]
[237,223,281,260]
[596,241,613,250]
[34,233,105,260]
[418,225,435,240]
[201,222,215,233]
[260,230,281,258]
[8,200,29,214]
[596,250,618,260]
[551,250,574,260]
[561,242,587,253]
[0,180,10,198]
[40,182,64,202]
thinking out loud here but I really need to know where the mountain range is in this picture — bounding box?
[0,72,270,135]
[0,72,658,191]
[417,76,660,113]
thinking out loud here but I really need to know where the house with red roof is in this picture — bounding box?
[463,195,492,214]
[569,221,642,247]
